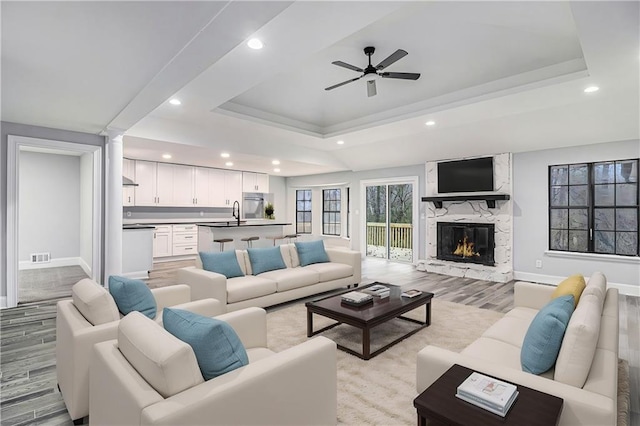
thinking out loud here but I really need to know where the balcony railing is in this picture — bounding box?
[366,222,413,249]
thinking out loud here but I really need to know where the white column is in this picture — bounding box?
[104,128,124,285]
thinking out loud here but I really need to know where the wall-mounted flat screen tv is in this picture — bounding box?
[437,157,494,193]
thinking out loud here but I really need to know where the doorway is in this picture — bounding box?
[7,136,102,307]
[361,177,418,263]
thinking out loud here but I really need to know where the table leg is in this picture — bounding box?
[307,310,313,337]
[363,327,371,360]
[426,301,431,326]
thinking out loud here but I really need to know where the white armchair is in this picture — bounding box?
[56,279,225,423]
[89,307,338,426]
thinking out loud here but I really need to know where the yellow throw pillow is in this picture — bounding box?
[551,274,586,307]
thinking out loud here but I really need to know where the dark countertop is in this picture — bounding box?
[197,222,292,228]
[122,225,156,230]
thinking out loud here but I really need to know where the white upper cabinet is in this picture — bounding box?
[208,168,227,207]
[171,164,195,207]
[243,172,269,193]
[225,171,243,205]
[193,167,211,207]
[123,158,136,206]
[134,160,158,206]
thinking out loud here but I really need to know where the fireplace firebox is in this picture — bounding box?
[437,222,495,266]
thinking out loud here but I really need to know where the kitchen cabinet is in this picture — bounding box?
[172,224,198,256]
[135,161,194,207]
[153,225,173,258]
[123,158,136,206]
[242,172,269,193]
[193,167,210,207]
[198,168,242,207]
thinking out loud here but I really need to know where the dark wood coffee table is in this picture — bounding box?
[305,283,434,360]
[414,364,563,426]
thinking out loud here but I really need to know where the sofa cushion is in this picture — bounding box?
[521,295,574,374]
[462,337,523,371]
[554,293,602,387]
[481,307,537,348]
[582,272,607,310]
[199,251,244,278]
[163,308,249,380]
[108,276,157,319]
[295,240,330,266]
[551,274,586,307]
[71,278,120,326]
[226,276,277,303]
[118,311,204,398]
[304,262,353,282]
[259,268,320,292]
[247,247,287,275]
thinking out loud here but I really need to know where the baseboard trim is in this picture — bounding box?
[119,271,150,280]
[513,271,639,296]
[78,257,92,277]
[0,297,7,309]
[19,257,83,271]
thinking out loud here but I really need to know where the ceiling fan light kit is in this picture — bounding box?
[325,46,420,97]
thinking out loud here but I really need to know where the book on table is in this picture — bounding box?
[401,289,422,298]
[455,372,518,417]
[361,284,390,298]
[341,291,373,306]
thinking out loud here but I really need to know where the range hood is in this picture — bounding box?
[122,176,138,186]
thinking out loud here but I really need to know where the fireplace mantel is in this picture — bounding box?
[421,193,510,209]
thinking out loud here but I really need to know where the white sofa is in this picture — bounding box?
[177,244,361,312]
[416,272,619,426]
[90,307,338,425]
[56,279,225,423]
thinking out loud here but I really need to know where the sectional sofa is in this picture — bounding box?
[417,272,619,426]
[177,243,361,312]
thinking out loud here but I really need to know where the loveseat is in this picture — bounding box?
[89,307,337,425]
[177,243,361,312]
[57,279,224,422]
[416,272,619,426]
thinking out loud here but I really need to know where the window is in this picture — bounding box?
[296,189,312,234]
[323,189,341,236]
[549,159,638,256]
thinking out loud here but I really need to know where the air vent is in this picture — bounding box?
[30,252,50,263]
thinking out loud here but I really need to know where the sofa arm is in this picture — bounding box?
[151,284,191,313]
[156,299,226,325]
[513,281,554,310]
[417,346,615,426]
[326,248,361,283]
[215,307,267,349]
[176,267,227,304]
[140,337,337,426]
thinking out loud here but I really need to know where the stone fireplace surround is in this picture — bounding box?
[423,153,513,282]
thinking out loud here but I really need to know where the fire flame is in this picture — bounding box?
[453,235,480,258]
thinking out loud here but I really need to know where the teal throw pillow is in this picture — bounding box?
[295,240,330,267]
[199,251,244,278]
[521,294,574,374]
[163,308,249,380]
[108,275,157,319]
[247,246,287,275]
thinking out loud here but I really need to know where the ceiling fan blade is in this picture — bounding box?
[325,76,362,91]
[375,49,408,70]
[367,80,377,97]
[331,61,364,73]
[380,72,421,80]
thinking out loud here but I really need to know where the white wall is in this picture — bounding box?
[513,139,640,294]
[19,151,81,262]
[79,152,93,273]
[286,164,426,258]
[268,175,287,223]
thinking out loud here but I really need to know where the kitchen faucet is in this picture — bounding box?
[232,200,240,226]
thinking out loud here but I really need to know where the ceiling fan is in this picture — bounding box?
[325,46,420,97]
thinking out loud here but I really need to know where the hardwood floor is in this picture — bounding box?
[0,258,638,425]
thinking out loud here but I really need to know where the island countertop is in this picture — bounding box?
[197,221,291,228]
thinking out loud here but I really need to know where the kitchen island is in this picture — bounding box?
[197,221,293,252]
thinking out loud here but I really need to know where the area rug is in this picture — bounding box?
[266,300,630,425]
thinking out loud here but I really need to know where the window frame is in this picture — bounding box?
[295,189,312,234]
[548,158,639,257]
[322,188,342,236]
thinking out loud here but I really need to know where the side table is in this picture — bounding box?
[413,364,563,426]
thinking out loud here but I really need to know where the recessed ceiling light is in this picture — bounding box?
[220,153,230,158]
[272,160,280,165]
[273,168,281,173]
[162,153,172,159]
[425,120,436,126]
[169,99,181,106]
[225,161,233,167]
[336,140,345,145]
[584,86,599,93]
[247,38,264,50]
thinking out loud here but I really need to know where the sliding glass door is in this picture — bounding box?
[364,181,415,262]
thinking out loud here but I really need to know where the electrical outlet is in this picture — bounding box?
[200,211,204,217]
[126,211,131,217]
[535,259,543,268]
